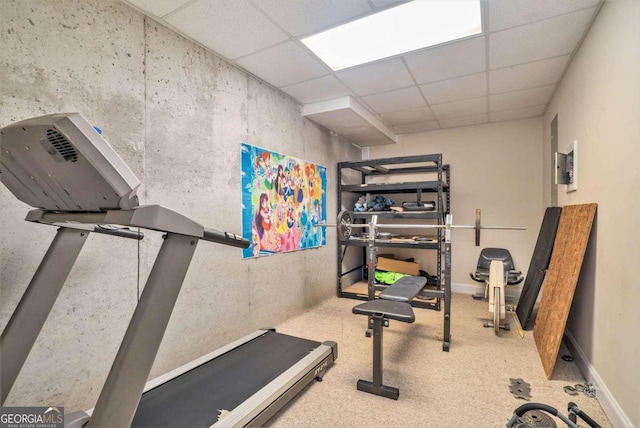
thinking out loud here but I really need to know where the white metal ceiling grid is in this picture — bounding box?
[123,0,603,146]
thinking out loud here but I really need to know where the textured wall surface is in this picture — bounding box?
[543,1,639,426]
[0,0,359,411]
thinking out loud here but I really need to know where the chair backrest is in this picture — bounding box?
[477,248,516,271]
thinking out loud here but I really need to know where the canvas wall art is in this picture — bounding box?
[241,144,327,258]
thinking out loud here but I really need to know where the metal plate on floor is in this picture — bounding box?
[509,378,532,400]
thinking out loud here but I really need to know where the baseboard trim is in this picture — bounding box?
[564,330,633,427]
[452,282,521,300]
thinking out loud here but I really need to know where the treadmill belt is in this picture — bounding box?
[132,331,321,427]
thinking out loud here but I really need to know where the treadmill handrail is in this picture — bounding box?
[25,205,249,248]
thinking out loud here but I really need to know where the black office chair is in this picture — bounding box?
[470,248,523,300]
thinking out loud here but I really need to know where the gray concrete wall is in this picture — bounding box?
[0,0,359,411]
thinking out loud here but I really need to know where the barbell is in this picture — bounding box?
[316,209,525,245]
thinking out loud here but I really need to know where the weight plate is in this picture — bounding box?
[515,410,558,428]
[509,378,532,400]
[337,210,353,241]
[475,208,481,246]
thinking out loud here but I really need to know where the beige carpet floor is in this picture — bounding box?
[265,293,612,427]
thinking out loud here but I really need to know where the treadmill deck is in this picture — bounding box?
[132,330,321,427]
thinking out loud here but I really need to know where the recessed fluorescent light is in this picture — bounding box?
[301,0,482,71]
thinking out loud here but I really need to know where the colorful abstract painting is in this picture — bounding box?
[241,144,327,258]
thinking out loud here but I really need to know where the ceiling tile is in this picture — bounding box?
[380,106,434,126]
[489,0,601,32]
[336,58,414,96]
[420,72,486,105]
[361,87,426,114]
[126,0,603,134]
[165,0,289,60]
[235,41,328,87]
[281,75,351,104]
[431,97,487,120]
[341,126,395,146]
[489,8,597,69]
[124,0,192,17]
[404,36,486,84]
[490,55,570,94]
[439,114,488,129]
[490,105,546,122]
[490,85,556,112]
[252,0,372,37]
[393,121,440,135]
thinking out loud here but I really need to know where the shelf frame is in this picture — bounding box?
[337,154,451,344]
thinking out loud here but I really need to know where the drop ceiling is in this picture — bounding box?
[123,0,603,146]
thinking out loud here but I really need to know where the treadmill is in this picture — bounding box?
[0,113,337,427]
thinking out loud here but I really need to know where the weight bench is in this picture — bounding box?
[352,276,427,399]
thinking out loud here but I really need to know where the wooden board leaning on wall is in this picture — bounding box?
[533,203,597,379]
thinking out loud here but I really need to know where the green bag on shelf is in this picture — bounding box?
[374,270,410,285]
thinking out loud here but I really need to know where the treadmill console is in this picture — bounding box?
[0,113,140,212]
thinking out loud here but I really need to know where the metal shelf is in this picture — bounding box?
[349,210,441,220]
[339,237,440,250]
[337,154,450,304]
[337,154,451,351]
[338,154,444,175]
[340,180,448,194]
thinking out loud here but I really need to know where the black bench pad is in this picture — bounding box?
[352,300,415,323]
[379,276,427,302]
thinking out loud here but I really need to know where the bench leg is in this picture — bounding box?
[357,314,400,400]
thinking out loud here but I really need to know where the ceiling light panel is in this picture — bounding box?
[301,0,482,71]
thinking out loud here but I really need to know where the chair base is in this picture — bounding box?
[483,321,511,331]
